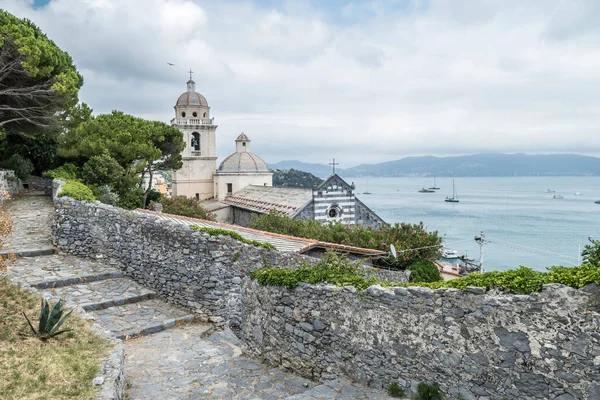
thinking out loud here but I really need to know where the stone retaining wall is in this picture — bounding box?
[0,169,21,203]
[52,192,314,329]
[241,280,600,400]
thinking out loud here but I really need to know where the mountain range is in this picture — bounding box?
[269,154,600,178]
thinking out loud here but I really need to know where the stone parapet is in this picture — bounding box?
[241,280,600,400]
[52,194,314,330]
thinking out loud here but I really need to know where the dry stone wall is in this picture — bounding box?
[52,194,314,329]
[241,280,600,400]
[0,169,21,203]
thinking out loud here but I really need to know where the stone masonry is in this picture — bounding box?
[240,280,600,400]
[52,193,315,330]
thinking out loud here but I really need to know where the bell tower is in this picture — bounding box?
[171,72,218,200]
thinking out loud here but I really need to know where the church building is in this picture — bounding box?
[170,76,385,228]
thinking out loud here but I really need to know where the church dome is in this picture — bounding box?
[217,133,269,173]
[218,152,269,173]
[176,79,208,107]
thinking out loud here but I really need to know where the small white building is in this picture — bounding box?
[213,133,273,201]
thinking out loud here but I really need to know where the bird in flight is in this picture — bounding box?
[167,62,174,66]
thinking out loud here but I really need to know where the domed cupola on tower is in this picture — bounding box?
[174,73,211,121]
[171,72,218,201]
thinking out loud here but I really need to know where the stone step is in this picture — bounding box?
[0,247,55,258]
[42,277,156,312]
[89,298,198,340]
[7,254,124,289]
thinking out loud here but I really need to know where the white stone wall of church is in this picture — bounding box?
[213,175,272,201]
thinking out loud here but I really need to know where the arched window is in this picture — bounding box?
[191,132,201,155]
[181,112,186,117]
[203,112,207,118]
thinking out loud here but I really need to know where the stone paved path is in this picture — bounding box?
[2,192,54,255]
[3,194,394,399]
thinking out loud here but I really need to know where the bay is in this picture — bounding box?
[351,176,600,272]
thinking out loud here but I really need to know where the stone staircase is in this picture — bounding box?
[9,254,199,340]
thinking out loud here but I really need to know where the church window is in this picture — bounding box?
[328,208,337,218]
[242,142,246,147]
[227,183,233,194]
[192,112,198,117]
[203,112,207,117]
[195,193,200,200]
[181,112,186,117]
[191,132,201,153]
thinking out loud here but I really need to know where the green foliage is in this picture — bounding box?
[95,185,119,206]
[191,226,276,251]
[146,189,162,204]
[250,212,442,270]
[407,260,442,283]
[582,238,600,266]
[415,382,444,400]
[22,299,73,340]
[81,154,124,187]
[0,10,83,131]
[1,132,59,176]
[272,168,323,188]
[388,382,405,398]
[161,196,214,220]
[4,154,34,180]
[233,252,241,262]
[43,163,79,181]
[58,110,184,208]
[58,180,96,202]
[251,252,386,290]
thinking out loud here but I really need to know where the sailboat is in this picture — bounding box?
[363,178,371,195]
[428,175,440,190]
[445,180,459,203]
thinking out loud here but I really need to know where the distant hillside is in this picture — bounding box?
[272,154,600,177]
[269,160,343,179]
[272,168,323,188]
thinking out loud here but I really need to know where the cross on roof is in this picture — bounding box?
[188,68,194,80]
[329,158,339,174]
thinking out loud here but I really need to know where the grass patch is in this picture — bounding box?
[0,276,110,400]
[251,252,600,295]
[191,226,276,251]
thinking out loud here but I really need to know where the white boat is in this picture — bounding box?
[445,180,459,203]
[553,194,564,199]
[442,248,460,259]
[574,192,582,195]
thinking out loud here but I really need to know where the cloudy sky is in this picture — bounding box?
[4,0,600,166]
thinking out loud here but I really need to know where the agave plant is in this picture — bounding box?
[23,298,73,340]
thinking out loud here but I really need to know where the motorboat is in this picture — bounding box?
[442,248,460,259]
[553,194,564,199]
[595,200,600,204]
[419,188,435,193]
[574,192,582,195]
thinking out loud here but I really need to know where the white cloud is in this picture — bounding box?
[3,0,600,166]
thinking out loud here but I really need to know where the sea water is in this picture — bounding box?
[349,176,600,272]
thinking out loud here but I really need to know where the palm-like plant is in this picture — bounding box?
[23,298,73,340]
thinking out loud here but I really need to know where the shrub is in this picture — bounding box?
[407,259,442,283]
[22,298,73,341]
[191,226,276,250]
[582,238,600,266]
[388,382,405,398]
[43,163,79,181]
[4,154,34,180]
[96,185,119,206]
[251,251,392,290]
[250,211,442,270]
[81,154,124,187]
[415,382,444,400]
[58,180,96,202]
[161,196,214,220]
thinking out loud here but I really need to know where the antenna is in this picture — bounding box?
[474,231,487,273]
